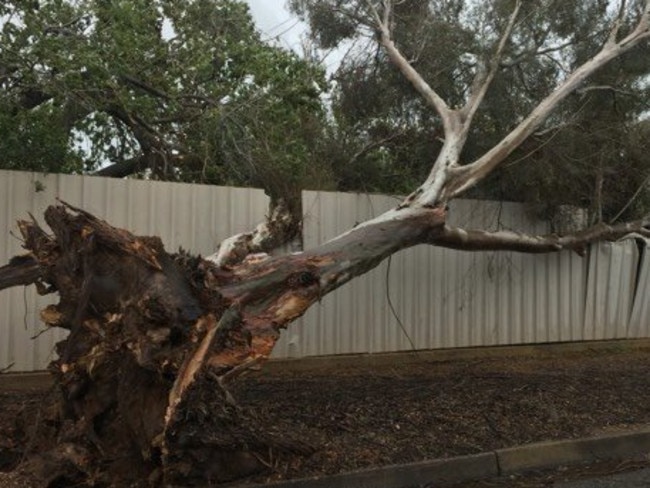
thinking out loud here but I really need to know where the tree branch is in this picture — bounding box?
[93,154,150,178]
[347,130,406,167]
[366,0,455,135]
[120,74,170,100]
[461,0,521,129]
[606,0,628,47]
[205,199,302,268]
[0,255,41,292]
[610,171,650,224]
[433,219,650,256]
[501,38,578,69]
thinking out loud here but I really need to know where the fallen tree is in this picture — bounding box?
[1,1,650,485]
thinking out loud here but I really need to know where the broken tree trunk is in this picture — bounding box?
[2,203,314,485]
[0,201,446,486]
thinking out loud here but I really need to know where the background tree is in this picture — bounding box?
[1,0,650,486]
[0,0,330,233]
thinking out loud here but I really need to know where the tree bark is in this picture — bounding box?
[0,255,40,291]
[3,204,306,485]
[3,3,649,485]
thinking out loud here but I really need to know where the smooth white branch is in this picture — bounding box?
[368,0,455,135]
[433,220,650,255]
[368,0,521,208]
[462,0,522,131]
[449,1,650,197]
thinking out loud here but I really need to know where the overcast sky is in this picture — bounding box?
[246,0,353,75]
[246,0,307,53]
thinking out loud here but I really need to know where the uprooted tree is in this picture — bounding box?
[1,0,650,485]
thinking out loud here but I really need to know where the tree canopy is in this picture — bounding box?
[0,0,329,210]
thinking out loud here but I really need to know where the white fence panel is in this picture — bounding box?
[629,240,650,337]
[583,241,638,340]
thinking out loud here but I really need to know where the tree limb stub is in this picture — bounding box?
[206,198,302,268]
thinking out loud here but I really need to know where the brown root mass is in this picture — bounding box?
[1,204,317,486]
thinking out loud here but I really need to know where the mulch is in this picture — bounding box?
[2,347,650,486]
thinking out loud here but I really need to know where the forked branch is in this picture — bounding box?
[606,0,628,46]
[462,0,522,129]
[448,1,650,197]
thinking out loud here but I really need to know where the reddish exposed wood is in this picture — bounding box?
[3,203,368,485]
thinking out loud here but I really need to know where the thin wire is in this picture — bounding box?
[23,285,28,330]
[385,254,416,350]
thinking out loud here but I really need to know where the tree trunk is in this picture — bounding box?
[0,202,445,486]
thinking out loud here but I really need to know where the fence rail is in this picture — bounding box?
[1,170,648,371]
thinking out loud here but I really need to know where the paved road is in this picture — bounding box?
[555,467,650,487]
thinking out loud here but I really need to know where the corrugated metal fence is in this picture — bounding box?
[1,170,648,371]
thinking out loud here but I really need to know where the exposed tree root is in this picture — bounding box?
[4,203,314,486]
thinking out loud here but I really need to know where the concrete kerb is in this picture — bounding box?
[244,428,650,488]
[496,427,650,474]
[240,453,498,488]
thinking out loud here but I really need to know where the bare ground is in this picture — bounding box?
[2,346,650,486]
